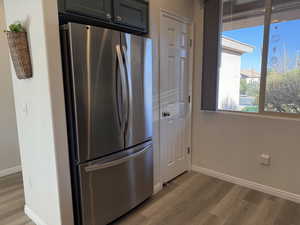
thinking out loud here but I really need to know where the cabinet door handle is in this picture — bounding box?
[106,13,112,20]
[116,16,122,22]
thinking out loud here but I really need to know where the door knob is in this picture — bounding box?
[116,16,122,22]
[106,13,112,20]
[162,112,171,117]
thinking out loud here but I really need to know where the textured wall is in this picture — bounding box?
[3,0,73,224]
[192,0,300,195]
[0,0,20,175]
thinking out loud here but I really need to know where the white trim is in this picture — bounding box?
[187,22,194,172]
[25,205,48,225]
[192,165,300,204]
[159,9,194,185]
[222,36,254,54]
[160,9,193,24]
[0,165,21,178]
[154,182,163,195]
[203,110,300,122]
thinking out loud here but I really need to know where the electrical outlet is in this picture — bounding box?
[260,154,271,166]
[22,103,29,117]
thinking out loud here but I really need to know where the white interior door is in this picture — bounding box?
[160,12,192,184]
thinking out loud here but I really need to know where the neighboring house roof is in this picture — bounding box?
[222,36,254,55]
[241,69,260,78]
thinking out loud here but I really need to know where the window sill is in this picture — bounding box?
[200,110,300,122]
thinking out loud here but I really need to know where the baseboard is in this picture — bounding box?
[25,205,48,225]
[192,165,300,204]
[154,182,163,195]
[0,165,21,178]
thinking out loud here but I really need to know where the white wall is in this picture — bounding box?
[192,0,300,196]
[3,0,73,225]
[218,50,241,110]
[0,0,20,176]
[149,0,194,188]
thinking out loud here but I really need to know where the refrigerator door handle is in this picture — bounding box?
[115,50,122,129]
[116,45,128,133]
[85,145,151,172]
[122,45,132,131]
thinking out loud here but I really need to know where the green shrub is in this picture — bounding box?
[242,106,259,112]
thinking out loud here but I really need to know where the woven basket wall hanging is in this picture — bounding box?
[6,31,32,79]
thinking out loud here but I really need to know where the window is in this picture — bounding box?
[218,0,264,112]
[265,1,300,113]
[202,0,300,116]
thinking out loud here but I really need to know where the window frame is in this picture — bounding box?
[202,0,300,118]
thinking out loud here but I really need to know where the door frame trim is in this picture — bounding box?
[158,9,194,185]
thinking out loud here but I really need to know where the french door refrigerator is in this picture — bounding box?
[60,23,153,225]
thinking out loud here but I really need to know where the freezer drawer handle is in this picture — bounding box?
[85,145,151,172]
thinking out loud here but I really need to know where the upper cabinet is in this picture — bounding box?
[114,0,148,31]
[64,0,112,21]
[58,0,149,34]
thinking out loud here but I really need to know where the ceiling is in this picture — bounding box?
[223,0,300,30]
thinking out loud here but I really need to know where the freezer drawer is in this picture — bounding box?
[78,142,153,225]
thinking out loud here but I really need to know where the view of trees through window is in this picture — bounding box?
[218,0,300,115]
[265,9,300,113]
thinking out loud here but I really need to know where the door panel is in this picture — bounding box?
[65,0,112,21]
[67,23,124,162]
[79,143,153,225]
[160,16,190,183]
[121,33,153,148]
[114,0,148,31]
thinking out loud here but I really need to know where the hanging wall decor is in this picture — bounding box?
[5,23,32,79]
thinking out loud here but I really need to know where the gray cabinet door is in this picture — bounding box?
[67,23,124,162]
[65,0,112,21]
[114,0,148,31]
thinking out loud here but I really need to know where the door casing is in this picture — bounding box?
[159,9,194,185]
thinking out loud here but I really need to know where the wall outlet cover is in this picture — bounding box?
[260,154,271,166]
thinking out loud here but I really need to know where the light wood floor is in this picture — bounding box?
[0,173,34,225]
[112,172,300,225]
[1,172,300,225]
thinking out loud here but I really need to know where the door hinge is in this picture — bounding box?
[188,95,191,103]
[187,147,191,154]
[189,39,193,48]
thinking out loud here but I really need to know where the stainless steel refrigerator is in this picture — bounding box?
[60,23,153,225]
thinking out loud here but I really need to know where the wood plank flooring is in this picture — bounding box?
[112,172,300,225]
[1,172,300,225]
[0,173,34,225]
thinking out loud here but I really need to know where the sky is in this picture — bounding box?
[222,19,300,73]
[223,25,264,72]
